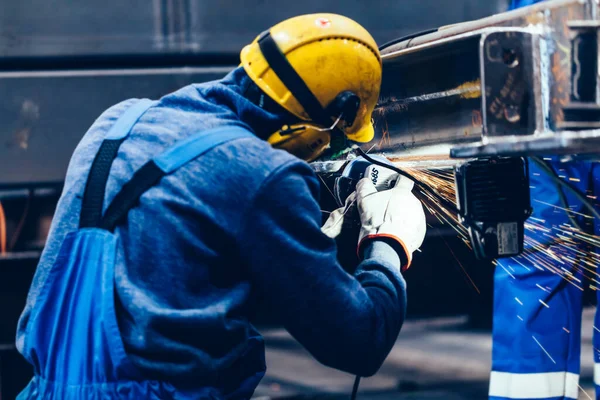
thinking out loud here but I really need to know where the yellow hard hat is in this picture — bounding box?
[240,13,382,161]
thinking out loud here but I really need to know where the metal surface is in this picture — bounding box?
[0,67,232,187]
[317,0,600,164]
[369,28,537,160]
[450,128,600,157]
[0,0,508,59]
[0,0,510,187]
[5,0,600,181]
[374,34,483,155]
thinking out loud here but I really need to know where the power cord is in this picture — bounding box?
[378,28,439,51]
[530,157,582,229]
[351,376,361,400]
[530,156,600,222]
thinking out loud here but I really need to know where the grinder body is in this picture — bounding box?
[454,157,531,260]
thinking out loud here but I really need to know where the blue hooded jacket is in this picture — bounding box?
[16,67,407,398]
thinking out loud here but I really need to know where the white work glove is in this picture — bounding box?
[321,192,357,239]
[356,165,427,271]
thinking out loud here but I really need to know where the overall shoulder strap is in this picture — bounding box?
[79,99,156,228]
[98,126,253,231]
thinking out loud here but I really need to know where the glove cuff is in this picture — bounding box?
[358,234,412,272]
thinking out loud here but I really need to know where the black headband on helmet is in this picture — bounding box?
[257,31,360,129]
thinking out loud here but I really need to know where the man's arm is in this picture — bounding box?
[237,161,407,377]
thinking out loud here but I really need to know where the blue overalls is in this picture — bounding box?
[491,3,600,398]
[490,159,600,400]
[17,99,253,399]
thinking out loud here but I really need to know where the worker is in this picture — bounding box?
[15,14,427,399]
[490,2,600,399]
[490,159,597,400]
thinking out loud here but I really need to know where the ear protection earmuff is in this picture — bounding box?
[256,30,361,161]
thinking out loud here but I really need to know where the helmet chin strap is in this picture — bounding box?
[278,112,344,136]
[269,113,348,162]
[312,113,344,132]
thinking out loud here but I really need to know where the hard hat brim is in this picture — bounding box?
[345,122,375,143]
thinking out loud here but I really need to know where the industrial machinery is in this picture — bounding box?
[373,0,600,159]
[314,0,600,260]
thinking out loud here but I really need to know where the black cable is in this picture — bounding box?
[531,157,598,303]
[530,157,583,230]
[378,28,439,51]
[351,376,361,400]
[530,156,600,221]
[355,148,459,214]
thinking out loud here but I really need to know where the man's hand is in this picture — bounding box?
[356,167,427,271]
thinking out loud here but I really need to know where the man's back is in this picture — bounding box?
[15,19,419,396]
[17,74,307,398]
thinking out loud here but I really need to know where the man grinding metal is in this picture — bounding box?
[15,14,427,399]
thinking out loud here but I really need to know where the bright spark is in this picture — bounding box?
[532,336,556,364]
[579,385,593,400]
[498,262,516,279]
[391,163,600,299]
[515,297,523,305]
[536,284,550,293]
[534,199,593,219]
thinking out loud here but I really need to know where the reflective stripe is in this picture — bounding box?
[595,363,600,386]
[489,371,579,399]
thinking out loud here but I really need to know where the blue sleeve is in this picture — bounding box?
[237,161,407,377]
